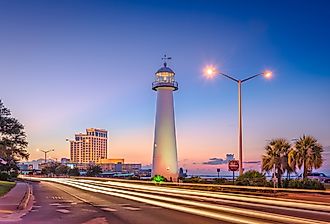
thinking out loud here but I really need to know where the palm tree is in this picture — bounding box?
[262,138,292,187]
[289,135,323,178]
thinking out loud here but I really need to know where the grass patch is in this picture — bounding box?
[0,181,16,197]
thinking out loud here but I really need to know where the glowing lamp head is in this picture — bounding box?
[264,71,272,79]
[203,65,217,79]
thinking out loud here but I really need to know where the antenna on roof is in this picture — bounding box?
[161,54,172,67]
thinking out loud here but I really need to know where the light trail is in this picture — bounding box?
[33,178,330,224]
[50,179,266,224]
[74,179,330,217]
[75,178,330,212]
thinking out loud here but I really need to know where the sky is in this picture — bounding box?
[0,0,329,175]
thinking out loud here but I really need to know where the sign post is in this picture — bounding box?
[228,160,239,184]
[216,168,220,178]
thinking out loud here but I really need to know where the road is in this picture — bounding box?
[15,178,330,223]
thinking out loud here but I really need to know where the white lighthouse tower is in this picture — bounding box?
[152,55,178,181]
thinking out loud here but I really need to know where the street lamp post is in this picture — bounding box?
[39,149,55,164]
[204,66,272,175]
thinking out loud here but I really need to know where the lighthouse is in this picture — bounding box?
[152,55,178,181]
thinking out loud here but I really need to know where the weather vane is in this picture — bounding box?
[162,54,172,67]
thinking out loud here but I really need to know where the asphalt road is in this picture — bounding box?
[10,178,330,224]
[19,181,222,224]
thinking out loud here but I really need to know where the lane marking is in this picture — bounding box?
[56,209,70,214]
[101,207,117,212]
[122,207,141,211]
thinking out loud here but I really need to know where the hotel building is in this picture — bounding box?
[70,128,108,163]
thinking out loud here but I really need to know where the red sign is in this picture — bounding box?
[228,160,239,171]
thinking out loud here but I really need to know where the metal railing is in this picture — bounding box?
[152,81,178,90]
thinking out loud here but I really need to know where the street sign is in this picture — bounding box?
[228,160,239,172]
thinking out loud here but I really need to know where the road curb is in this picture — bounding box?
[17,182,32,210]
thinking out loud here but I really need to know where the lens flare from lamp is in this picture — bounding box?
[264,71,272,79]
[203,65,217,79]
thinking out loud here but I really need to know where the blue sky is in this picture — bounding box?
[0,0,329,174]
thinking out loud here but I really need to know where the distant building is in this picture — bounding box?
[97,158,141,174]
[61,158,70,164]
[69,128,108,163]
[98,158,124,164]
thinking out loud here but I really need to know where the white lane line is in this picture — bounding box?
[123,207,141,211]
[101,208,117,212]
[50,203,61,206]
[56,209,70,214]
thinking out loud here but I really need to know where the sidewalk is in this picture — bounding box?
[0,182,31,220]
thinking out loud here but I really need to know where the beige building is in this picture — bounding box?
[70,128,108,163]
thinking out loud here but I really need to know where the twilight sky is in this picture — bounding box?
[1,0,329,174]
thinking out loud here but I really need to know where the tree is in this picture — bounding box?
[41,162,58,175]
[0,100,29,173]
[289,135,323,178]
[68,167,80,176]
[55,164,70,176]
[86,165,102,177]
[262,138,291,187]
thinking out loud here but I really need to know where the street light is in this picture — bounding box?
[204,65,272,175]
[37,149,55,164]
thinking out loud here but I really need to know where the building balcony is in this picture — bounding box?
[152,81,178,91]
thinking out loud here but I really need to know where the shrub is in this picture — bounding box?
[151,175,167,183]
[213,178,228,184]
[0,172,10,181]
[286,179,325,190]
[10,171,19,179]
[182,176,206,183]
[235,170,270,187]
[68,167,80,176]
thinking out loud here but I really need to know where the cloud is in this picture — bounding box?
[243,161,261,164]
[202,158,226,165]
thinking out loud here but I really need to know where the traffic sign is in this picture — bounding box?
[228,160,239,172]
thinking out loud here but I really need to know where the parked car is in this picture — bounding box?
[299,172,330,183]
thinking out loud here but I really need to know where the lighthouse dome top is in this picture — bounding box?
[152,61,178,91]
[155,62,175,75]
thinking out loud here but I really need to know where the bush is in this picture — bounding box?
[86,165,102,177]
[55,165,70,176]
[68,167,80,176]
[10,171,19,179]
[151,175,167,183]
[182,176,206,184]
[236,170,270,187]
[213,178,228,184]
[0,172,10,181]
[286,179,325,190]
